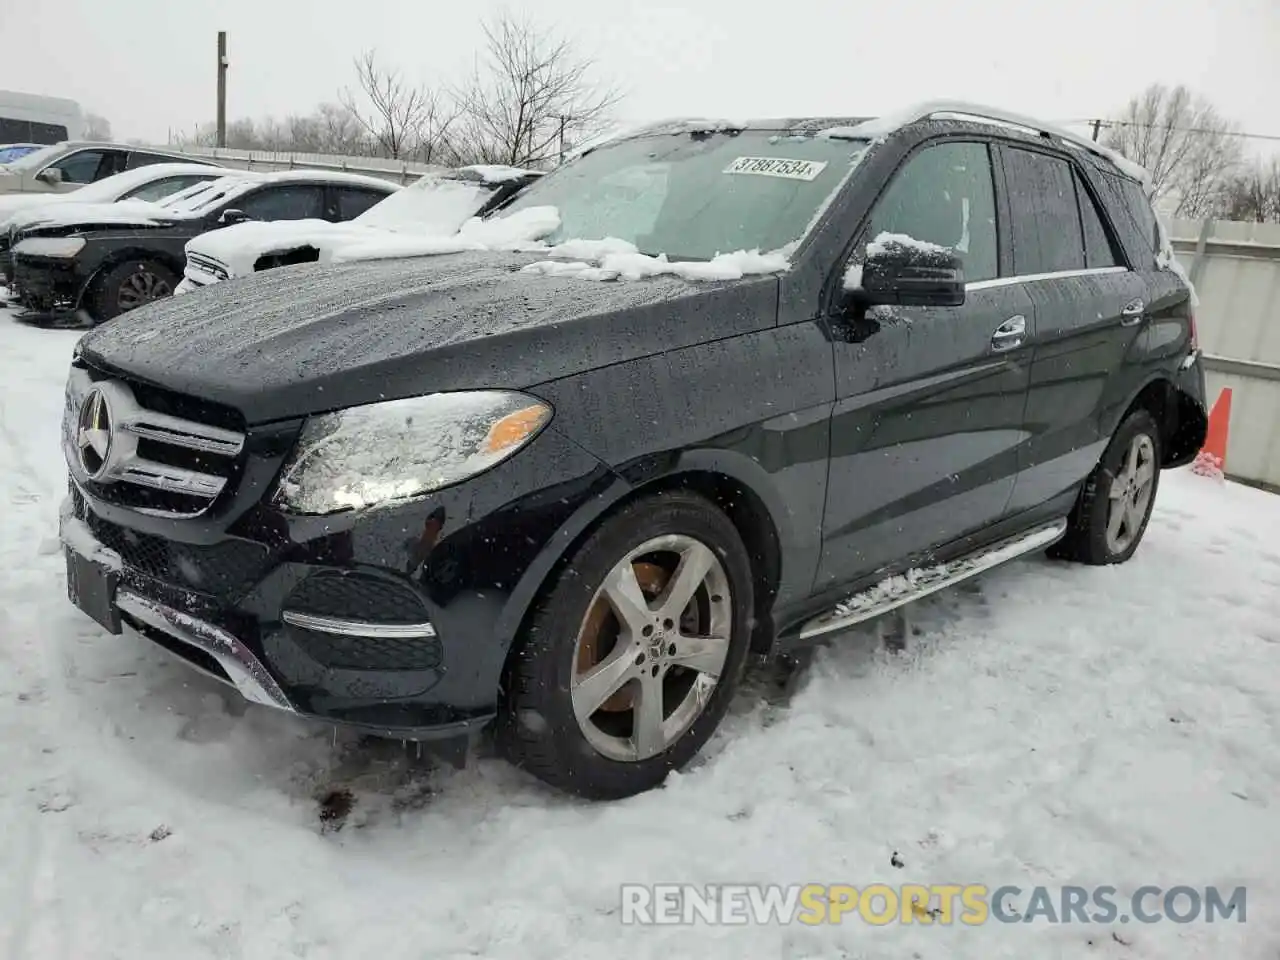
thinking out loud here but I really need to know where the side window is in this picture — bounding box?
[1118,177,1159,259]
[48,149,112,184]
[122,174,216,202]
[1002,147,1085,275]
[1073,170,1123,269]
[126,151,180,170]
[234,185,326,221]
[865,140,999,283]
[335,187,389,220]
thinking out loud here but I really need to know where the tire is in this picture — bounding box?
[1049,408,1162,565]
[495,491,755,800]
[89,259,178,323]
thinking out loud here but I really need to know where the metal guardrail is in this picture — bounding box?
[143,144,451,185]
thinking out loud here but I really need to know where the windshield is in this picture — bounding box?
[3,144,63,171]
[0,145,41,165]
[155,176,257,217]
[496,130,868,260]
[354,174,499,233]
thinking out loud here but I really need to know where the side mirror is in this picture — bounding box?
[37,167,63,185]
[218,208,248,226]
[846,234,966,308]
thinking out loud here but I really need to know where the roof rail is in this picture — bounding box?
[825,99,1151,185]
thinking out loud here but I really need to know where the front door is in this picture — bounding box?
[815,138,1034,593]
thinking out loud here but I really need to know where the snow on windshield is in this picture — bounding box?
[353,177,496,233]
[520,240,790,282]
[160,176,259,217]
[494,129,868,262]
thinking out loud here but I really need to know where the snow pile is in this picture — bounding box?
[842,263,862,290]
[519,241,790,283]
[327,205,561,263]
[683,119,748,134]
[456,164,535,184]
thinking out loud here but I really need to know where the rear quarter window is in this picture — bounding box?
[1095,171,1158,266]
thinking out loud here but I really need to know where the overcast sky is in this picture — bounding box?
[3,0,1277,153]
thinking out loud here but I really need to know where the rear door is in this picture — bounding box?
[998,143,1149,514]
[814,137,1035,592]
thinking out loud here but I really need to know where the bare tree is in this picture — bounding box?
[1102,84,1243,217]
[83,112,112,140]
[452,12,621,168]
[1216,159,1280,223]
[339,49,453,160]
[316,102,369,156]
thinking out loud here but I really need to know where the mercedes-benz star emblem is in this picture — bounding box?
[77,388,112,479]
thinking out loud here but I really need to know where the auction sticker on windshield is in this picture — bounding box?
[723,157,828,181]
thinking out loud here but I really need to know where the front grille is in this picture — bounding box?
[290,628,444,672]
[83,509,271,598]
[285,572,432,624]
[65,363,247,517]
[187,253,229,281]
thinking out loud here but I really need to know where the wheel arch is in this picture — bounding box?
[494,450,789,683]
[1115,375,1208,468]
[77,246,185,308]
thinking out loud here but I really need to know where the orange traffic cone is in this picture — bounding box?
[1192,387,1232,479]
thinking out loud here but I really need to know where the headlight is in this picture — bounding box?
[14,236,85,258]
[274,390,553,515]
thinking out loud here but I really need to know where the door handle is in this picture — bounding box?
[1120,298,1145,326]
[991,314,1026,352]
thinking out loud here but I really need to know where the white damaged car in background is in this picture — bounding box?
[177,164,542,292]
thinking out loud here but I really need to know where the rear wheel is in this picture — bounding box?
[1049,409,1162,565]
[90,259,178,323]
[495,491,754,800]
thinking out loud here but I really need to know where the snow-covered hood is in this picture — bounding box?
[187,219,392,278]
[6,198,171,235]
[0,190,77,225]
[78,248,782,423]
[186,178,514,278]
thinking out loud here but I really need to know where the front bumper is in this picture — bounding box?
[12,252,87,311]
[58,404,620,738]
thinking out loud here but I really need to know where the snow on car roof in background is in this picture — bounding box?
[454,164,540,183]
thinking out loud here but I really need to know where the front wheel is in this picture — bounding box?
[1050,408,1162,565]
[89,259,178,323]
[495,491,755,800]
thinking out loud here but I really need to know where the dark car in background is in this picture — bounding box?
[10,169,399,322]
[60,100,1207,801]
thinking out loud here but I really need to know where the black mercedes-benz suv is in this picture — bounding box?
[59,101,1208,800]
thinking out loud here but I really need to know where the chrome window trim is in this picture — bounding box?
[967,266,1129,291]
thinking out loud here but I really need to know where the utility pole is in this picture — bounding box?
[1090,118,1102,142]
[216,31,228,148]
[555,115,568,165]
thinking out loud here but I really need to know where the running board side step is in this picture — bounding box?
[798,518,1068,641]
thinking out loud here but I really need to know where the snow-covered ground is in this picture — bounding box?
[1,290,1278,959]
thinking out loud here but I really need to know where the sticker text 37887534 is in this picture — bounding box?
[722,156,829,181]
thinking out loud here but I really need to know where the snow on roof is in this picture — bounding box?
[248,168,402,190]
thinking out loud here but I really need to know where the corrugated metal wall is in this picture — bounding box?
[1169,218,1280,489]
